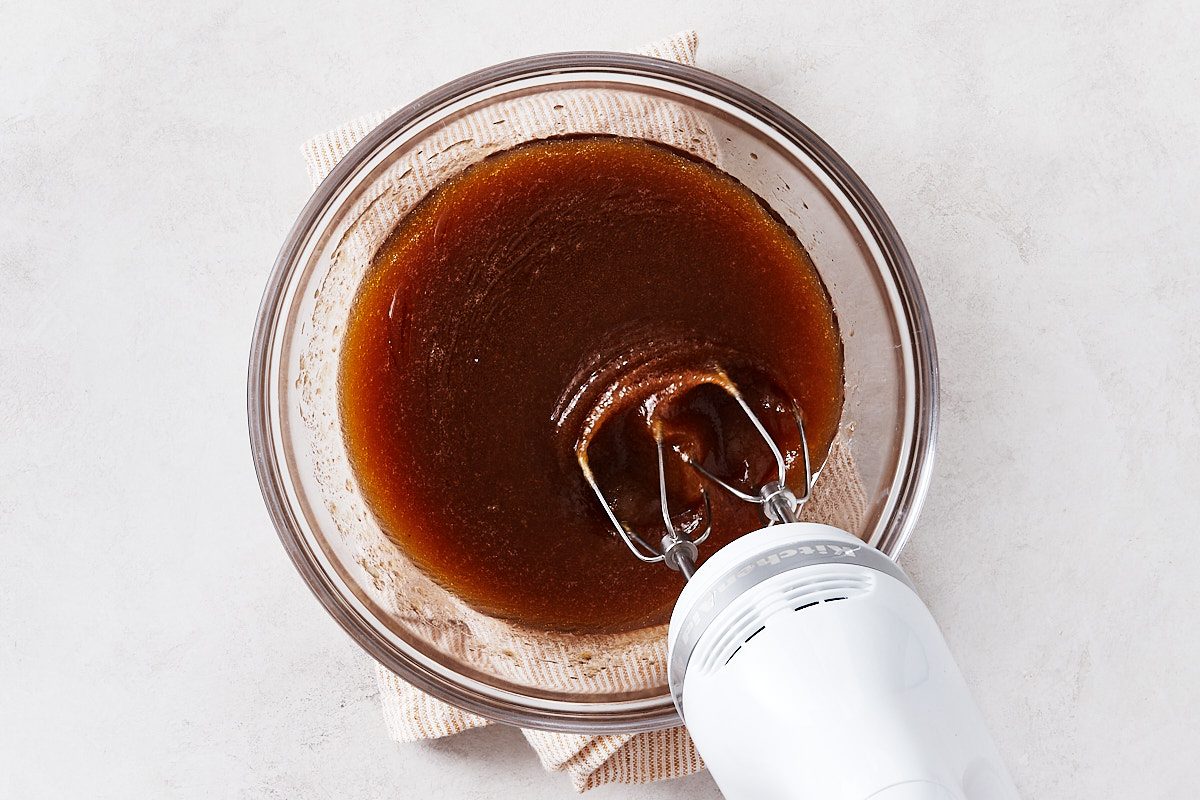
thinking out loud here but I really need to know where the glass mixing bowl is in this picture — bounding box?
[248,52,938,733]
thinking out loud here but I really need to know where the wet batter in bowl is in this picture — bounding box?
[339,136,843,632]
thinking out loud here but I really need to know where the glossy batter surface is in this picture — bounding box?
[339,136,843,632]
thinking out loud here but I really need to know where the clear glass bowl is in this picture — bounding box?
[247,52,938,733]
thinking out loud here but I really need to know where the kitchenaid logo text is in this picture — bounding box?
[751,543,859,567]
[715,543,860,588]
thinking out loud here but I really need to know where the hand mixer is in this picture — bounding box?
[579,378,1020,800]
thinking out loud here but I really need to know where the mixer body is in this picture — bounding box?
[668,524,1019,800]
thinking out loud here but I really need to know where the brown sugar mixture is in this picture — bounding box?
[339,136,843,632]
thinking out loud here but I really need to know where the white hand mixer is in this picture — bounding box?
[579,377,1020,800]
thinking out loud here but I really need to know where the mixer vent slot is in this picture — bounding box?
[727,625,767,665]
[701,570,876,675]
[794,595,846,613]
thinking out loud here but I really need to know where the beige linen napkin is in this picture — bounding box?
[301,31,866,792]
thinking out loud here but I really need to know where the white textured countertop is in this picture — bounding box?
[3,2,1198,797]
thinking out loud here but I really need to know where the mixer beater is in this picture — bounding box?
[577,372,812,578]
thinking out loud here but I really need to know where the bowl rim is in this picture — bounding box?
[247,50,939,733]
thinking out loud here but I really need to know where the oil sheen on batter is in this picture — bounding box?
[339,136,843,632]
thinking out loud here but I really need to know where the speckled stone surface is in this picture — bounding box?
[2,2,1197,797]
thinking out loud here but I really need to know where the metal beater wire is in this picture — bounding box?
[577,377,812,570]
